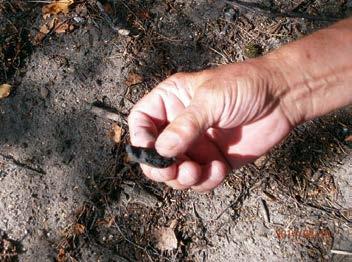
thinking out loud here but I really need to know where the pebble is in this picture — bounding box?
[40,86,49,98]
[224,8,237,22]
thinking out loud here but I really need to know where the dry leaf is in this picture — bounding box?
[56,248,66,262]
[55,21,74,34]
[345,135,352,142]
[137,10,151,21]
[33,18,57,44]
[125,72,143,86]
[109,123,123,143]
[34,17,74,44]
[0,84,12,99]
[73,223,85,235]
[154,227,178,251]
[42,0,74,18]
[97,216,115,228]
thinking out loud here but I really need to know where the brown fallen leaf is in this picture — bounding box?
[42,0,74,19]
[345,135,352,142]
[54,21,75,34]
[137,10,151,21]
[0,84,12,99]
[125,72,143,87]
[33,18,57,44]
[96,215,115,228]
[109,123,123,143]
[154,227,178,251]
[56,248,66,262]
[73,223,85,235]
[34,17,74,44]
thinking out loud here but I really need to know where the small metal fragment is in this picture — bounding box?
[125,145,176,168]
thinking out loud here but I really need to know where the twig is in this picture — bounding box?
[209,47,232,63]
[113,221,153,262]
[0,153,46,175]
[89,105,127,125]
[331,250,352,256]
[118,0,146,32]
[96,1,130,36]
[215,188,248,220]
[259,198,270,224]
[225,0,342,22]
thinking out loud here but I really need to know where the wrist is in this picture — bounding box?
[248,55,301,127]
[261,19,352,127]
[261,52,308,127]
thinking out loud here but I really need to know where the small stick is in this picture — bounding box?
[259,198,271,224]
[215,190,247,220]
[96,1,130,36]
[0,153,46,175]
[331,250,352,256]
[90,105,127,125]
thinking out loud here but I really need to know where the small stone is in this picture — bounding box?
[0,84,12,99]
[224,8,237,22]
[0,170,7,179]
[254,155,267,168]
[154,227,178,251]
[40,86,49,98]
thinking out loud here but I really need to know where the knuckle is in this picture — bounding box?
[128,109,144,127]
[210,166,227,184]
[171,72,188,81]
[160,72,190,89]
[174,111,202,135]
[127,111,135,125]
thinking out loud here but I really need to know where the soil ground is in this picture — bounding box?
[0,0,351,261]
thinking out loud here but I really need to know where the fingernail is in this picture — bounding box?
[156,131,180,156]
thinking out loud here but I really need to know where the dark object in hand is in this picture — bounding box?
[125,145,176,168]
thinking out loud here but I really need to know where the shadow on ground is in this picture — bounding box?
[0,0,351,261]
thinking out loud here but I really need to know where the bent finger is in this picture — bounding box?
[176,160,202,187]
[165,179,189,190]
[140,163,177,183]
[191,160,228,192]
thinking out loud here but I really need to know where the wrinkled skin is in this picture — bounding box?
[128,18,352,192]
[128,62,292,192]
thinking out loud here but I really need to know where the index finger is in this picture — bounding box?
[128,76,191,148]
[128,89,167,147]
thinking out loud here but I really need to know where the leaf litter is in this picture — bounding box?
[154,227,178,251]
[0,1,349,258]
[33,0,75,44]
[42,0,74,19]
[109,123,123,144]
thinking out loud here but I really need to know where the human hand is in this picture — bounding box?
[128,18,352,192]
[128,59,294,192]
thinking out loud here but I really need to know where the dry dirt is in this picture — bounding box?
[0,0,351,261]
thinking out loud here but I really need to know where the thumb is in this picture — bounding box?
[155,104,212,157]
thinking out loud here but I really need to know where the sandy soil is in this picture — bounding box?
[0,0,351,261]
